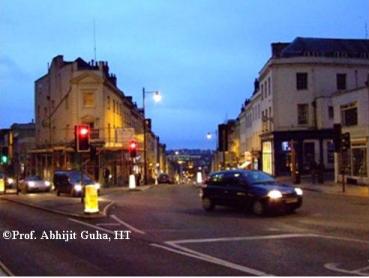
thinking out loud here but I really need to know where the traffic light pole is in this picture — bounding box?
[143,87,147,185]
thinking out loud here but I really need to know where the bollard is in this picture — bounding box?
[196,171,203,184]
[129,174,136,190]
[0,178,4,194]
[84,184,99,214]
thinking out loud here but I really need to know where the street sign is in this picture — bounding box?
[116,128,135,147]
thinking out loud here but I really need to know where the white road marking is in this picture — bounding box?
[110,215,146,234]
[0,260,13,276]
[162,233,369,276]
[324,263,369,276]
[69,215,145,235]
[69,218,115,235]
[166,233,369,245]
[166,233,318,245]
[96,223,121,227]
[150,243,272,276]
[311,234,369,244]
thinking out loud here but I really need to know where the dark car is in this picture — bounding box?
[53,170,100,197]
[157,173,172,184]
[200,170,303,215]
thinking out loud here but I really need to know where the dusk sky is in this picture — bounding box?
[1,0,368,149]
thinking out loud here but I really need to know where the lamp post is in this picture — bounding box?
[142,87,161,185]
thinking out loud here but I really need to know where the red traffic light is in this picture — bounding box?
[128,140,137,158]
[78,126,90,137]
[129,141,137,150]
[75,125,90,152]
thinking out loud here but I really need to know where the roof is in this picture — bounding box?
[279,37,369,59]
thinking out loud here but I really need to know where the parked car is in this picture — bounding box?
[157,173,173,184]
[19,176,52,193]
[53,170,100,197]
[200,170,303,216]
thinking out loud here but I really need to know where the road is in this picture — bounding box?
[0,184,368,276]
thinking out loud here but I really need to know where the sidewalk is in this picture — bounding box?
[276,176,369,198]
[0,185,152,219]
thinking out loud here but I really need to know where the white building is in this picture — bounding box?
[332,86,369,184]
[240,37,369,176]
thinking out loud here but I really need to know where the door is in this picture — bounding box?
[207,172,228,205]
[223,172,249,207]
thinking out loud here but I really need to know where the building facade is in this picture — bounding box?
[32,55,165,185]
[238,37,369,176]
[332,86,369,184]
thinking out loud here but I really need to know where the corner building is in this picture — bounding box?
[240,37,369,176]
[32,55,165,185]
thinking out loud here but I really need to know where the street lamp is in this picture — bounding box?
[142,87,161,185]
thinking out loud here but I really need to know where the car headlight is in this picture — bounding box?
[74,184,82,191]
[267,190,283,199]
[45,181,51,187]
[28,181,35,187]
[295,188,303,196]
[7,178,14,184]
[94,183,101,190]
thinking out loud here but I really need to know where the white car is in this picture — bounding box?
[19,176,52,193]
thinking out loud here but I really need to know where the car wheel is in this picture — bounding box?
[252,200,266,216]
[202,197,215,211]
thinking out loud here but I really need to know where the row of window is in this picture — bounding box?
[296,72,349,91]
[296,102,358,127]
[260,77,272,100]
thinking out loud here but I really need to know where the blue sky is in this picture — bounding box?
[0,0,368,149]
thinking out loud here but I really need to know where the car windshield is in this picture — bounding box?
[26,176,43,181]
[243,171,275,185]
[69,172,94,184]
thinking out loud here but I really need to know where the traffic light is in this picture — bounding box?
[75,125,90,152]
[128,140,137,158]
[0,147,9,165]
[341,132,351,152]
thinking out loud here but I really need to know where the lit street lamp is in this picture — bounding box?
[142,87,161,185]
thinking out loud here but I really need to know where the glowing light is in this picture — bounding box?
[79,127,89,136]
[153,91,162,103]
[295,188,303,196]
[267,190,282,199]
[74,184,82,191]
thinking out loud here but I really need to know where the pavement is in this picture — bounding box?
[0,185,152,219]
[276,176,369,198]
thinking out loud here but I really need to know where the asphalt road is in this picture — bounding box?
[0,184,368,276]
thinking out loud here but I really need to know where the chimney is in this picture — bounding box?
[271,42,289,58]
